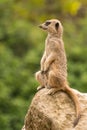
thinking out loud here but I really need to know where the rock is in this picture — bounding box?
[22,88,87,130]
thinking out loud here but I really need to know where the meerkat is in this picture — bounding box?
[35,19,81,126]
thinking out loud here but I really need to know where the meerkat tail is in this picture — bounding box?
[65,85,81,127]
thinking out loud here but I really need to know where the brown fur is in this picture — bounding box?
[35,19,81,127]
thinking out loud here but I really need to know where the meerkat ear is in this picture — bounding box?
[55,22,59,31]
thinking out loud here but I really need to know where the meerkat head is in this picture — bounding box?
[39,19,63,38]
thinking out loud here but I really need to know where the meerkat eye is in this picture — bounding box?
[55,22,59,31]
[45,21,51,26]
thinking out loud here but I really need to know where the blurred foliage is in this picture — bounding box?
[0,0,87,130]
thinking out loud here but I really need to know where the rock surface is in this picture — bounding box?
[22,88,87,130]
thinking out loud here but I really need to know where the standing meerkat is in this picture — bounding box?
[35,19,81,126]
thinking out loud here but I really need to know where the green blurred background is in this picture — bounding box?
[0,0,87,129]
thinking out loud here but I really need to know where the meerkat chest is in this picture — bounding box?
[45,37,55,55]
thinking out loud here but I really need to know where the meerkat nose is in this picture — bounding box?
[38,24,42,28]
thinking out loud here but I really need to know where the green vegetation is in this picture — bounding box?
[0,0,87,130]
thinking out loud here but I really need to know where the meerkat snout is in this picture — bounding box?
[38,21,51,30]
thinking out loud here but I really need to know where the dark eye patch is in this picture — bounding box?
[45,21,51,26]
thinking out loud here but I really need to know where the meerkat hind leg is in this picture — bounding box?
[35,71,48,91]
[47,71,64,95]
[47,87,62,95]
[35,71,45,89]
[37,86,45,91]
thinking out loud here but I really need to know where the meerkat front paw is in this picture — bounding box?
[41,66,44,72]
[44,63,49,72]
